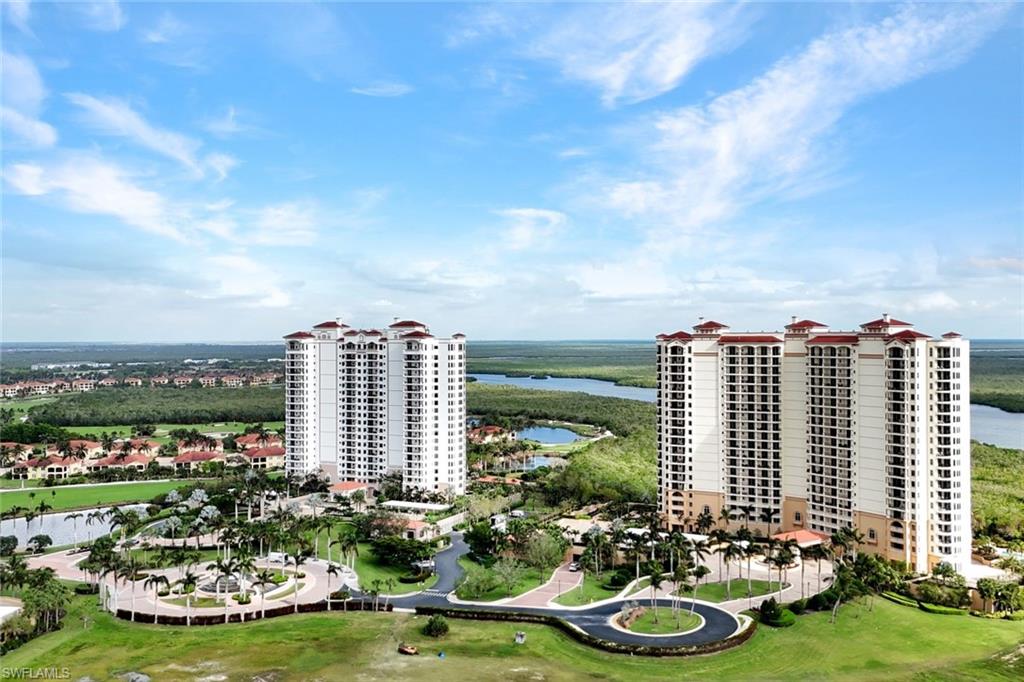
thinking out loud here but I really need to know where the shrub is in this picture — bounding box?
[765,609,797,627]
[807,593,829,611]
[788,599,807,615]
[918,602,966,616]
[1005,610,1024,621]
[74,583,99,595]
[232,593,252,605]
[398,572,430,584]
[422,614,449,638]
[757,597,782,622]
[882,591,917,608]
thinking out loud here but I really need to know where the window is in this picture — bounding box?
[794,511,802,523]
[868,528,877,541]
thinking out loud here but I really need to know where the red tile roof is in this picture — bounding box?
[861,317,912,328]
[452,332,466,338]
[806,334,860,345]
[390,320,426,328]
[786,319,827,330]
[401,331,434,339]
[887,329,931,342]
[172,451,224,464]
[658,331,693,341]
[772,529,829,546]
[284,331,314,339]
[718,335,783,344]
[693,320,728,331]
[235,433,282,446]
[941,331,962,339]
[330,481,370,492]
[243,446,285,459]
[94,453,151,467]
[313,320,345,328]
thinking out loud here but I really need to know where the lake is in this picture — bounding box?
[1,503,148,549]
[516,426,580,444]
[470,373,1023,449]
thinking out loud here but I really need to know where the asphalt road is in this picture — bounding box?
[380,532,741,648]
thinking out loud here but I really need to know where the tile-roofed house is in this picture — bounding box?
[90,453,152,472]
[241,446,285,470]
[172,450,225,471]
[235,432,283,450]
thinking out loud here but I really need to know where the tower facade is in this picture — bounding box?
[284,318,466,496]
[657,315,970,573]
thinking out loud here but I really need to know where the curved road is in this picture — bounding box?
[380,533,742,648]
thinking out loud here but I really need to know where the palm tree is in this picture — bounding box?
[739,504,757,530]
[648,564,665,623]
[672,561,690,619]
[773,546,795,600]
[690,565,711,615]
[287,547,312,613]
[234,552,256,620]
[718,506,732,529]
[252,568,275,620]
[326,564,340,611]
[709,529,729,582]
[144,573,170,617]
[65,512,84,549]
[722,541,744,600]
[758,507,778,536]
[844,527,866,562]
[383,578,397,609]
[762,536,778,592]
[177,570,199,627]
[207,557,235,624]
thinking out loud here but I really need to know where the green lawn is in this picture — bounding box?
[351,542,438,595]
[552,572,620,606]
[4,594,1022,681]
[0,396,58,414]
[0,480,191,514]
[455,557,546,601]
[627,608,702,635]
[674,578,778,603]
[0,478,41,489]
[66,421,285,443]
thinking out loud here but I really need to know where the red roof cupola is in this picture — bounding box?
[785,318,827,330]
[283,331,314,339]
[860,313,912,330]
[887,329,931,342]
[693,319,729,333]
[390,320,427,328]
[941,331,962,339]
[313,320,345,329]
[658,331,693,341]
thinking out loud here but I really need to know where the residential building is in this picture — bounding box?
[241,445,285,470]
[0,384,19,398]
[20,381,52,396]
[71,379,96,392]
[284,318,467,495]
[467,425,515,445]
[124,377,144,387]
[98,377,119,388]
[235,433,283,450]
[198,376,218,388]
[656,315,971,573]
[173,376,192,387]
[12,455,86,480]
[47,440,103,458]
[221,375,244,388]
[151,376,171,386]
[90,453,152,473]
[172,450,225,471]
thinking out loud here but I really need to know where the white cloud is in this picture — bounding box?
[0,106,57,147]
[67,93,202,172]
[204,152,238,181]
[141,11,184,44]
[905,291,960,312]
[4,0,31,35]
[1,52,57,147]
[200,254,290,307]
[203,106,246,137]
[496,208,567,251]
[76,1,125,32]
[601,4,1012,239]
[2,51,47,114]
[448,3,750,106]
[67,93,235,179]
[252,201,318,245]
[557,147,589,159]
[4,157,184,241]
[970,256,1024,274]
[350,81,414,97]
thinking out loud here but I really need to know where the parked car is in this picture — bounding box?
[568,562,580,572]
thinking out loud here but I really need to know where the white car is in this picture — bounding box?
[568,562,580,572]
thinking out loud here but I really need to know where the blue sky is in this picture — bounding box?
[1,1,1021,341]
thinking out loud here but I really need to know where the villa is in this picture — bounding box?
[235,433,283,450]
[172,450,226,471]
[241,446,285,470]
[90,453,152,472]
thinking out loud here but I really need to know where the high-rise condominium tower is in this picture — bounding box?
[284,319,466,496]
[656,314,970,573]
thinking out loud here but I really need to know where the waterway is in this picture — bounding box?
[470,373,1023,449]
[516,426,580,444]
[1,503,148,549]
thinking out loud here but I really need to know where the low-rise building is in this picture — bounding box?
[20,381,52,396]
[90,453,152,473]
[329,480,372,498]
[47,439,103,458]
[172,450,226,471]
[124,377,145,387]
[468,425,515,445]
[0,384,19,398]
[151,376,171,386]
[0,442,32,462]
[220,375,244,388]
[198,376,218,388]
[50,380,71,393]
[234,433,283,450]
[12,455,86,480]
[241,445,285,469]
[71,379,96,392]
[173,376,192,387]
[98,377,119,388]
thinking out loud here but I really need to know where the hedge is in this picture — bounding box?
[414,606,756,657]
[882,591,918,608]
[761,609,796,628]
[917,602,967,616]
[114,598,390,626]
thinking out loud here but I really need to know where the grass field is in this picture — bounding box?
[66,421,285,442]
[552,572,620,606]
[674,578,778,603]
[4,594,1021,681]
[456,557,547,601]
[0,480,191,514]
[627,608,702,635]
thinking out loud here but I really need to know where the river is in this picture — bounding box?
[470,373,1023,449]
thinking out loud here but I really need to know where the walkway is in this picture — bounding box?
[31,531,750,650]
[506,563,583,606]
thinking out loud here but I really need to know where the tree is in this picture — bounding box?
[710,529,729,584]
[932,561,957,587]
[723,541,744,600]
[28,534,53,553]
[65,512,84,549]
[772,547,795,601]
[288,546,313,613]
[523,533,563,573]
[649,563,665,623]
[177,570,199,627]
[207,557,236,624]
[326,564,341,611]
[690,564,711,615]
[422,613,449,637]
[493,558,527,597]
[144,573,170,614]
[252,569,275,620]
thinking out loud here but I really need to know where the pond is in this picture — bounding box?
[470,373,1023,449]
[1,503,148,549]
[516,426,580,444]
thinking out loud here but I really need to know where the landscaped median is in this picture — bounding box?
[412,605,756,657]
